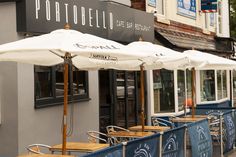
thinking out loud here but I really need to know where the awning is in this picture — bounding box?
[155,27,234,55]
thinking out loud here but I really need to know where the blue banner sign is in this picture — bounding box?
[188,119,213,157]
[201,0,217,12]
[82,144,122,157]
[223,113,235,153]
[162,126,185,157]
[125,133,160,157]
[177,0,196,19]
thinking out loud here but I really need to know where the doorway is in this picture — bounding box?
[99,70,145,133]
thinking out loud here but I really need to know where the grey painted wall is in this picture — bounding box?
[0,2,100,156]
[0,62,18,157]
[0,2,21,44]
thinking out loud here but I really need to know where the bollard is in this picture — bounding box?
[184,124,187,157]
[220,113,223,157]
[122,142,127,157]
[159,132,163,157]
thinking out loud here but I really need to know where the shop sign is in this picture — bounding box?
[16,0,154,42]
[201,0,217,13]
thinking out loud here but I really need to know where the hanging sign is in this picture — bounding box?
[201,0,217,13]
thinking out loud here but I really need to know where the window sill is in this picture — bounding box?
[156,16,170,25]
[35,97,91,109]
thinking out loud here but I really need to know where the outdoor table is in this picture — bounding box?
[128,125,170,132]
[50,142,109,154]
[18,154,74,157]
[107,131,153,138]
[184,115,209,118]
[171,117,206,123]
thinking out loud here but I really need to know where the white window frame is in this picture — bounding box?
[151,70,190,117]
[196,70,230,105]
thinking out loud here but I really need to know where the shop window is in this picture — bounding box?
[177,69,193,112]
[200,70,215,102]
[186,69,193,100]
[217,70,227,100]
[177,70,185,111]
[153,69,175,113]
[157,0,164,15]
[204,13,208,29]
[34,64,89,108]
[218,1,222,34]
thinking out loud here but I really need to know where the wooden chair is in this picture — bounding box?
[26,144,51,154]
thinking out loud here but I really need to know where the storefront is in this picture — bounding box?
[150,23,235,118]
[0,0,154,156]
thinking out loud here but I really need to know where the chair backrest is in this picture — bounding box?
[106,125,129,134]
[26,144,51,154]
[87,131,108,144]
[151,117,175,128]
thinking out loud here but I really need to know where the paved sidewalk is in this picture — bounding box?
[224,149,236,157]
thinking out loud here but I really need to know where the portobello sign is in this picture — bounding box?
[16,0,154,42]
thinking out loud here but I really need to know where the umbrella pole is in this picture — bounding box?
[191,68,196,118]
[140,65,145,132]
[62,52,70,155]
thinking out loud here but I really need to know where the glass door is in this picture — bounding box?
[115,71,138,128]
[99,70,144,131]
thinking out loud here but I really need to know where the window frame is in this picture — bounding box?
[196,69,229,105]
[34,64,89,108]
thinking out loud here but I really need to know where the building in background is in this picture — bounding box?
[131,0,235,118]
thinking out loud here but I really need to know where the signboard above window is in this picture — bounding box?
[201,0,217,13]
[177,0,196,19]
[0,0,19,2]
[16,0,154,42]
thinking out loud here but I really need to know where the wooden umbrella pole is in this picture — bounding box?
[62,52,70,155]
[140,65,145,132]
[191,68,196,118]
[62,23,70,155]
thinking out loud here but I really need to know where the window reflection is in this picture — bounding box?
[177,70,185,112]
[34,64,89,108]
[200,70,215,101]
[217,70,227,99]
[35,66,52,99]
[153,69,175,113]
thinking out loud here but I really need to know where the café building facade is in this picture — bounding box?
[0,0,154,156]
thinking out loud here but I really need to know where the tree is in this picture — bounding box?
[230,0,236,38]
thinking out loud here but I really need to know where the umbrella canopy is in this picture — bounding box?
[183,50,236,70]
[0,29,147,69]
[112,41,192,71]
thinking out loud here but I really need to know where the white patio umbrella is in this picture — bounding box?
[120,41,193,131]
[183,49,236,117]
[0,28,149,154]
[183,50,236,70]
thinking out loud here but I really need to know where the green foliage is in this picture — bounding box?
[230,0,236,38]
